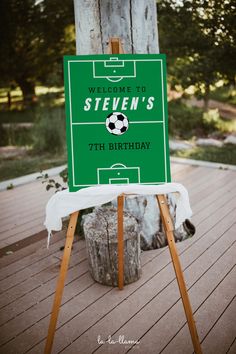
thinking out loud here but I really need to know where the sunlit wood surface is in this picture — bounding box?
[0,161,235,354]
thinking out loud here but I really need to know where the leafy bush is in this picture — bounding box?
[202,109,220,130]
[0,124,8,146]
[209,85,236,106]
[32,107,65,154]
[172,145,236,165]
[0,107,38,123]
[168,99,227,139]
[37,168,68,192]
[168,99,204,138]
[0,123,33,146]
[0,154,67,182]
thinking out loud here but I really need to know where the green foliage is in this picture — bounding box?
[32,107,66,154]
[37,172,67,192]
[157,0,236,103]
[209,85,236,105]
[0,0,40,98]
[0,124,8,146]
[59,167,68,183]
[202,109,220,130]
[0,88,67,147]
[0,154,67,182]
[37,167,68,193]
[0,125,33,146]
[0,86,65,113]
[0,0,75,101]
[172,144,236,166]
[168,99,208,138]
[168,99,235,139]
[0,108,37,124]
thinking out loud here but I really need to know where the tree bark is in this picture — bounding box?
[73,0,160,286]
[73,0,159,54]
[83,207,141,286]
[203,82,210,112]
[18,78,36,105]
[7,91,11,109]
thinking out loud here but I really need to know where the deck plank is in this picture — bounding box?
[0,162,235,354]
[201,296,236,354]
[0,162,229,250]
[0,179,55,249]
[17,207,236,354]
[0,243,86,309]
[227,338,236,354]
[49,222,236,354]
[125,227,236,354]
[0,232,66,280]
[155,261,236,354]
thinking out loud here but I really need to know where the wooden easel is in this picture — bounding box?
[44,38,202,354]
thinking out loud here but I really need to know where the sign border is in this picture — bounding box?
[65,55,170,189]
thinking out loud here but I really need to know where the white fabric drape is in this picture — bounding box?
[44,183,192,247]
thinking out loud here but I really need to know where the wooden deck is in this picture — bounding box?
[0,161,235,354]
[0,178,57,251]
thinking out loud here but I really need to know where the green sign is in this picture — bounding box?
[64,54,171,192]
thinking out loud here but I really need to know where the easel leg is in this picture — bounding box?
[44,211,79,354]
[109,38,125,291]
[117,195,124,290]
[156,195,202,354]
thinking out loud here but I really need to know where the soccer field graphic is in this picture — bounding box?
[64,54,171,192]
[93,57,136,82]
[97,163,140,185]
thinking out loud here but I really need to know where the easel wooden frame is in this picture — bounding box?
[44,38,202,354]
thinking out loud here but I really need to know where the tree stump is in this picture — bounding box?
[83,206,141,286]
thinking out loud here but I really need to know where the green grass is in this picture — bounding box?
[0,153,67,182]
[171,144,236,166]
[0,125,34,146]
[0,105,66,149]
[168,99,204,139]
[0,86,65,124]
[0,108,38,124]
[0,103,65,124]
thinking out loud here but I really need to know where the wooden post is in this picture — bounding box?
[156,195,202,354]
[117,195,124,290]
[73,0,159,55]
[107,37,124,54]
[44,211,79,354]
[108,38,125,291]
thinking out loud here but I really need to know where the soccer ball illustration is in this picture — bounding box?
[105,112,129,135]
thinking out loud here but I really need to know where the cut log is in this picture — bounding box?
[112,195,195,250]
[83,206,141,286]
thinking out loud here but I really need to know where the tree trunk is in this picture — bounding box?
[73,0,159,55]
[73,0,161,286]
[7,91,11,109]
[203,83,210,111]
[18,78,36,105]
